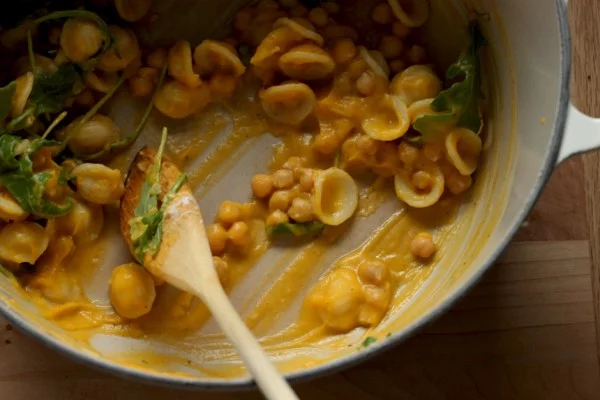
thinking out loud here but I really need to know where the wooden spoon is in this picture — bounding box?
[120,146,298,400]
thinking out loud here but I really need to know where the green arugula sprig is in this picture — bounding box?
[412,21,486,142]
[129,128,187,265]
[266,221,325,237]
[0,134,72,217]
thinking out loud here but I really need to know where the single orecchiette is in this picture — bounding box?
[11,72,34,119]
[168,40,201,88]
[361,94,410,141]
[445,127,483,176]
[98,25,140,72]
[0,222,50,265]
[67,114,122,156]
[394,160,445,208]
[154,80,211,119]
[278,43,335,80]
[312,167,359,226]
[0,189,29,222]
[259,82,316,124]
[387,0,430,28]
[390,65,442,106]
[72,163,124,205]
[84,70,121,93]
[193,40,246,78]
[60,18,105,63]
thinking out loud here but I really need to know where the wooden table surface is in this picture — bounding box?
[2,1,600,399]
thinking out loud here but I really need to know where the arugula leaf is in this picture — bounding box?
[0,81,17,122]
[0,135,22,171]
[1,171,72,217]
[266,221,325,237]
[129,128,187,265]
[29,63,83,116]
[412,21,486,140]
[360,336,377,348]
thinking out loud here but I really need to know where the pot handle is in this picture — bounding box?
[557,104,600,164]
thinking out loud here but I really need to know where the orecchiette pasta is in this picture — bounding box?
[0,222,49,265]
[72,163,124,205]
[361,94,410,141]
[13,54,57,76]
[84,70,120,93]
[193,40,246,78]
[273,17,325,46]
[115,0,153,22]
[387,0,430,28]
[359,46,389,79]
[394,161,445,208]
[390,65,442,106]
[154,80,211,119]
[445,127,483,176]
[168,40,201,88]
[98,26,140,72]
[259,82,316,124]
[407,98,455,141]
[50,199,104,244]
[0,189,29,221]
[66,114,122,156]
[312,167,358,226]
[11,72,34,118]
[60,18,105,63]
[278,43,335,80]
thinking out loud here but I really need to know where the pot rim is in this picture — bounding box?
[0,0,572,391]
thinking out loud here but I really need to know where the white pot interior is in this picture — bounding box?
[0,0,567,385]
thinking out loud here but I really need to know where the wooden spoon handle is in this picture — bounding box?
[195,283,299,400]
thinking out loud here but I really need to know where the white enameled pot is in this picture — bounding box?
[0,0,598,390]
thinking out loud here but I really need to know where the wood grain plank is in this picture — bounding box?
[0,241,598,399]
[572,0,600,361]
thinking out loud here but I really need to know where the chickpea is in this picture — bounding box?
[392,21,411,38]
[287,197,314,222]
[297,168,315,192]
[279,0,299,8]
[347,58,368,79]
[74,88,95,107]
[72,163,124,205]
[410,232,436,259]
[98,26,140,72]
[234,9,253,31]
[212,256,229,285]
[109,263,156,319]
[372,3,393,24]
[266,209,289,226]
[129,67,159,97]
[356,70,376,96]
[405,45,427,65]
[411,170,433,190]
[446,171,473,194]
[390,59,406,74]
[0,222,49,265]
[378,35,404,59]
[358,260,390,286]
[115,0,153,22]
[228,221,251,247]
[251,174,274,199]
[356,135,378,156]
[290,5,309,17]
[269,190,292,212]
[282,156,305,172]
[53,199,104,243]
[308,7,329,27]
[272,169,295,190]
[207,223,228,255]
[147,48,167,69]
[60,18,105,63]
[216,201,242,225]
[398,141,419,165]
[67,115,122,156]
[331,39,357,65]
[322,2,340,14]
[423,142,442,162]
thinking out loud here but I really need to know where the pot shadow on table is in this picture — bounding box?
[0,159,598,400]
